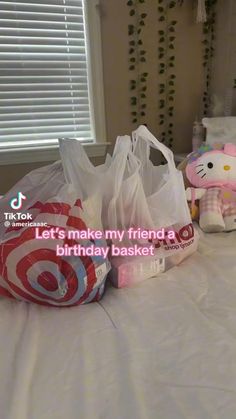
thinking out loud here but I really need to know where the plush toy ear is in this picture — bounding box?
[177,158,193,189]
[224,143,236,157]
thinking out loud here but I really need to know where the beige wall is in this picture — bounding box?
[101,0,204,153]
[0,0,204,193]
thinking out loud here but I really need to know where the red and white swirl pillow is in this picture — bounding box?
[0,198,110,307]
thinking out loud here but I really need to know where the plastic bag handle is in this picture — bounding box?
[107,135,142,231]
[109,135,141,197]
[109,135,134,199]
[132,125,176,173]
[59,137,132,203]
[113,135,132,157]
[59,138,97,182]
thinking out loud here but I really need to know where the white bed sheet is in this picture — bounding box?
[0,227,236,419]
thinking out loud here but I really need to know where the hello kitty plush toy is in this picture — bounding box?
[185,143,236,233]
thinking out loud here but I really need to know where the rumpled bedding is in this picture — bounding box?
[0,225,236,419]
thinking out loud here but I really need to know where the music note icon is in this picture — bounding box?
[10,192,27,210]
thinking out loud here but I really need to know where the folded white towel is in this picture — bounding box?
[203,117,236,144]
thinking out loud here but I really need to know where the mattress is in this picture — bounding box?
[0,226,236,419]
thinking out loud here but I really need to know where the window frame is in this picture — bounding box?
[0,0,108,166]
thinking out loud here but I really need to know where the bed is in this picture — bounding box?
[0,225,236,419]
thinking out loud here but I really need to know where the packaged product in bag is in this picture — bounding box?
[109,255,165,288]
[0,167,110,306]
[109,228,199,288]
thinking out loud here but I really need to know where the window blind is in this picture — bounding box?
[0,0,93,149]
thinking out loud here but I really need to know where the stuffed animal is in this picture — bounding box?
[185,143,236,232]
[177,158,200,221]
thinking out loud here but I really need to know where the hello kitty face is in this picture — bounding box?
[186,143,236,190]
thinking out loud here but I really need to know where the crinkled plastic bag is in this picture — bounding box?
[0,166,110,306]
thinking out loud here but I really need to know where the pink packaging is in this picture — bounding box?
[109,237,199,288]
[109,255,165,288]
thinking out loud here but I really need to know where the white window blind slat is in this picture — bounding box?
[0,105,89,114]
[0,76,88,82]
[0,69,87,75]
[0,111,90,120]
[0,11,84,22]
[0,113,90,121]
[0,61,87,68]
[0,0,82,4]
[1,83,88,90]
[0,98,89,106]
[0,53,87,59]
[0,0,93,146]
[0,90,89,96]
[0,20,84,30]
[0,130,91,144]
[0,45,86,53]
[1,123,91,132]
[0,28,85,37]
[0,1,82,12]
[9,1,83,6]
[0,90,89,97]
[0,37,86,47]
[0,104,88,111]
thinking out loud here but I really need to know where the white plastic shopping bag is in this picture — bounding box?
[130,125,199,257]
[58,128,199,288]
[105,127,199,287]
[59,128,199,257]
[132,125,191,229]
[0,161,110,306]
[105,127,198,255]
[59,136,132,231]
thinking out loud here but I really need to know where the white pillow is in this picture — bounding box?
[202,117,236,145]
